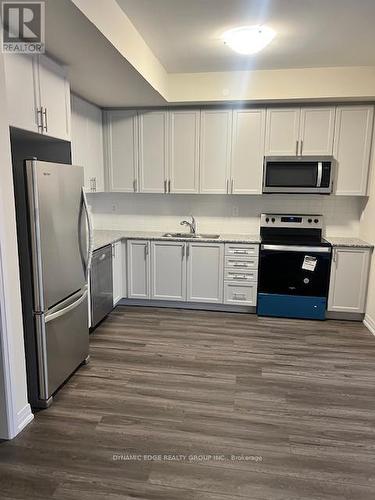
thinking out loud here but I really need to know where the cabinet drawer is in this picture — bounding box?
[225,256,258,269]
[224,282,257,306]
[224,269,258,282]
[225,243,259,257]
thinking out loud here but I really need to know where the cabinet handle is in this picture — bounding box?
[233,250,248,255]
[300,140,303,155]
[133,179,137,192]
[182,244,185,258]
[296,140,299,156]
[168,179,171,193]
[43,107,48,132]
[37,107,43,132]
[164,179,167,193]
[226,179,229,194]
[186,244,190,258]
[231,179,234,194]
[144,243,149,258]
[90,177,96,192]
[233,293,246,300]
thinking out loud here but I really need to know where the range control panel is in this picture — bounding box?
[260,214,323,229]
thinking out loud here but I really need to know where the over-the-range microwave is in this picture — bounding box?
[263,156,334,194]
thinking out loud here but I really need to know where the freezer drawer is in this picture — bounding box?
[91,245,113,327]
[36,288,89,402]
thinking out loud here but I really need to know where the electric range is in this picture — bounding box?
[257,214,332,320]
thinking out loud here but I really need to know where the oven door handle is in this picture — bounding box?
[261,244,331,253]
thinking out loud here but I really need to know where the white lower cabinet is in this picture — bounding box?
[127,240,150,299]
[186,242,224,303]
[151,241,186,301]
[112,241,123,305]
[224,243,259,306]
[328,247,371,314]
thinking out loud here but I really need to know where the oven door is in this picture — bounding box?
[263,157,332,194]
[257,245,332,320]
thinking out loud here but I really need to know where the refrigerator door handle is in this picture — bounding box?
[82,187,94,278]
[46,288,88,323]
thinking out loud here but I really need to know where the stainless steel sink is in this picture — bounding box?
[162,232,220,239]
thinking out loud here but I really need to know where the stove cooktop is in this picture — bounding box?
[261,235,331,247]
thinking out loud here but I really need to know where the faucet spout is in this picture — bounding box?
[180,215,197,234]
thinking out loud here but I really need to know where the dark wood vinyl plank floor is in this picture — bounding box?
[1,306,375,499]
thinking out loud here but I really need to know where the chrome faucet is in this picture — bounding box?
[180,215,197,235]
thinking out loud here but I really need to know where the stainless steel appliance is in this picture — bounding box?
[257,214,332,320]
[90,245,113,328]
[263,156,334,194]
[25,159,93,407]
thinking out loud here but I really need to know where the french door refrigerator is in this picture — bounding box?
[25,159,93,408]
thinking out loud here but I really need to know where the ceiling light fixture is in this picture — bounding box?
[222,25,276,55]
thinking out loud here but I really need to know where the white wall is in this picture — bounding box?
[360,130,375,333]
[89,193,362,238]
[0,52,33,439]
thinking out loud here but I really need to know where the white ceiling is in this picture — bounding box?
[116,0,375,73]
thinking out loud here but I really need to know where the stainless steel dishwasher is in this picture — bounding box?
[90,245,113,328]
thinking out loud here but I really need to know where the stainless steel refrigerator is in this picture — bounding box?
[24,159,93,408]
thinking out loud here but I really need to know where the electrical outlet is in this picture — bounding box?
[111,204,116,212]
[232,206,239,217]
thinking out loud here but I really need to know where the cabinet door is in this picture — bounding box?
[127,240,150,299]
[299,107,335,155]
[37,55,71,141]
[169,110,200,193]
[4,54,39,133]
[187,243,224,303]
[231,109,266,194]
[138,111,168,193]
[105,110,138,192]
[71,95,104,192]
[200,110,232,194]
[334,106,374,196]
[265,108,300,156]
[112,241,123,306]
[151,241,186,301]
[328,248,371,313]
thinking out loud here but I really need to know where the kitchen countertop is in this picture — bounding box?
[325,237,374,249]
[93,230,261,250]
[93,230,373,251]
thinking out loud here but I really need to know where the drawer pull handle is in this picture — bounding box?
[233,263,249,267]
[233,250,248,255]
[233,293,246,300]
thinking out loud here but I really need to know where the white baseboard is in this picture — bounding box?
[15,403,33,436]
[364,314,375,336]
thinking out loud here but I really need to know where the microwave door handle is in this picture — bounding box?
[317,162,323,187]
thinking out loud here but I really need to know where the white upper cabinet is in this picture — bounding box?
[37,55,71,141]
[299,107,335,155]
[265,108,300,156]
[265,107,335,156]
[71,95,104,192]
[4,54,70,141]
[334,106,374,196]
[200,109,232,194]
[169,110,200,193]
[230,109,266,194]
[328,247,371,314]
[127,240,150,299]
[138,111,168,193]
[104,110,138,192]
[151,241,186,301]
[4,54,39,133]
[186,242,224,303]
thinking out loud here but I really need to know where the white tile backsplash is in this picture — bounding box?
[88,193,362,238]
